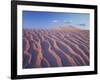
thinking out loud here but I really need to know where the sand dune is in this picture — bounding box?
[23,27,90,68]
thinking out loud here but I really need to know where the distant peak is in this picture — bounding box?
[53,25,82,31]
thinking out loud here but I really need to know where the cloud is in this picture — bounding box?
[52,20,58,23]
[64,20,72,24]
[78,23,86,26]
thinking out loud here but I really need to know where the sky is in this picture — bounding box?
[22,11,90,29]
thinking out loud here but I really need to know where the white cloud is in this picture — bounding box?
[52,20,58,23]
[64,20,72,23]
[63,20,67,22]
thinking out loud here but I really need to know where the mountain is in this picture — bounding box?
[53,25,82,31]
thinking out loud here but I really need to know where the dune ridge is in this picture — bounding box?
[23,27,90,68]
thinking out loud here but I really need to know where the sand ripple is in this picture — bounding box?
[23,28,90,68]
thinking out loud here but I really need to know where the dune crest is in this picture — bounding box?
[23,27,90,68]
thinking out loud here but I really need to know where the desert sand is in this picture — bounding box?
[23,26,90,68]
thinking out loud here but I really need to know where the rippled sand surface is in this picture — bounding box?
[23,27,89,68]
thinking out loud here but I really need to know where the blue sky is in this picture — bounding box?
[22,11,90,29]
